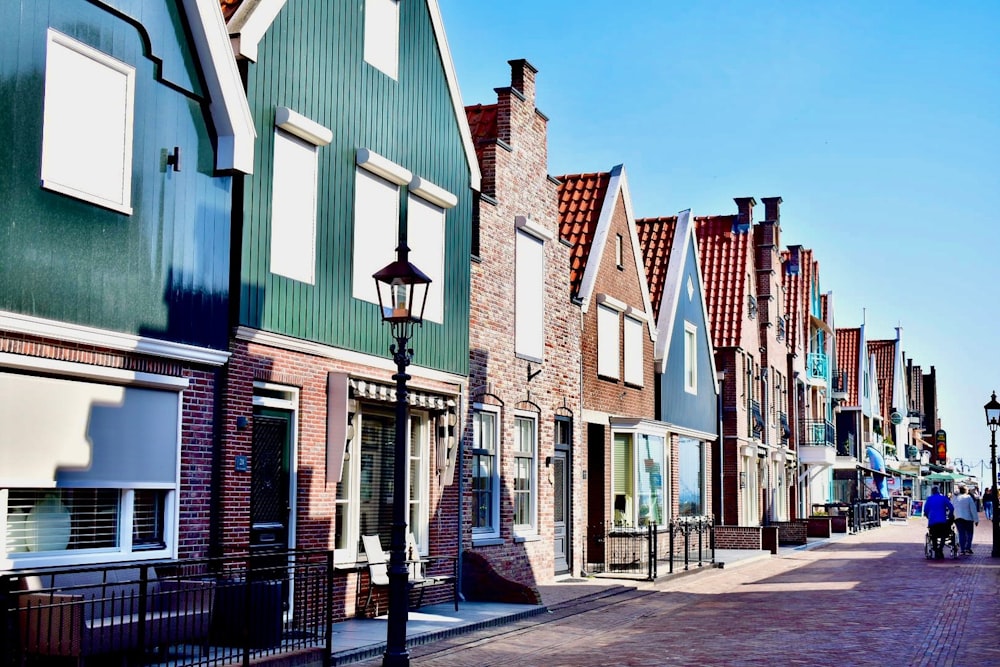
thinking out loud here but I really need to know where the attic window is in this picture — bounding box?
[748,295,758,320]
[615,234,624,270]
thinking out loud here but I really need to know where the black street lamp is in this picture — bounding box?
[983,391,1000,558]
[373,244,431,667]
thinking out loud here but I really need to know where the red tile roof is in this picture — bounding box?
[635,216,678,314]
[694,215,753,349]
[836,327,861,405]
[220,0,242,21]
[465,103,498,162]
[556,172,611,297]
[868,339,896,426]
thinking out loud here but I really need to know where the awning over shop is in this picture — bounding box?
[886,466,917,477]
[923,471,968,482]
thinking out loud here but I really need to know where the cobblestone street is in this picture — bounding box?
[354,519,1000,666]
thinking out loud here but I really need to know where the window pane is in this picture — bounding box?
[408,195,445,323]
[624,315,643,385]
[637,435,665,526]
[132,489,166,550]
[358,414,395,544]
[6,489,118,553]
[679,437,705,516]
[613,434,633,525]
[472,453,493,530]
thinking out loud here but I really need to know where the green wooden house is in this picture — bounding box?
[220,0,479,618]
[0,0,253,570]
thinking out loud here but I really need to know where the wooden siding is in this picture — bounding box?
[0,0,232,349]
[240,0,473,375]
[659,241,717,434]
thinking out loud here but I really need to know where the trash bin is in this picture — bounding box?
[210,578,284,649]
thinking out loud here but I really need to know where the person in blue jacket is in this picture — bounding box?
[924,486,954,560]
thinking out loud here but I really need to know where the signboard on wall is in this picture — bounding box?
[935,429,947,464]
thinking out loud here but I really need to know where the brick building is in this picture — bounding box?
[555,166,664,570]
[463,59,584,594]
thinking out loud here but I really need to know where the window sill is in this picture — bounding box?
[513,532,540,543]
[471,537,504,547]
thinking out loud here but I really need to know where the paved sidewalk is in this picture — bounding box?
[342,518,1000,666]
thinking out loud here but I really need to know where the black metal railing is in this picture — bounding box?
[585,516,714,580]
[1,549,333,667]
[802,419,835,447]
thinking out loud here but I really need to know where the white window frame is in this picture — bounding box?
[363,0,399,79]
[41,29,135,214]
[1,360,185,570]
[471,404,500,540]
[684,321,698,394]
[515,224,547,361]
[597,303,620,379]
[512,411,538,536]
[623,314,644,386]
[335,407,430,564]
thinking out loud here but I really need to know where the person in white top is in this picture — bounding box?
[952,485,979,555]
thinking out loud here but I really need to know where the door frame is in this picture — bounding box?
[252,382,299,552]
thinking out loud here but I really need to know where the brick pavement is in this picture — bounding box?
[351,518,1000,666]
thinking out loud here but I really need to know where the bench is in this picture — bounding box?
[359,534,457,617]
[17,565,215,664]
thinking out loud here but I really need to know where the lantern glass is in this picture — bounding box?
[985,392,1000,430]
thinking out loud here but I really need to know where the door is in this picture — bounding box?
[251,408,292,592]
[553,449,570,574]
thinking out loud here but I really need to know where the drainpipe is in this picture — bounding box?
[716,370,725,526]
[456,397,465,601]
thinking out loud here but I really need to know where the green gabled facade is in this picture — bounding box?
[235,0,477,375]
[0,0,238,350]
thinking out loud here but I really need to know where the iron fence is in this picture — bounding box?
[586,516,714,580]
[1,549,333,667]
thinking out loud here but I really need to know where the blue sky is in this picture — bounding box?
[438,1,1000,477]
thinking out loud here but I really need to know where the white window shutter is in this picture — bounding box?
[41,30,135,213]
[623,315,643,385]
[352,168,399,304]
[407,195,445,323]
[270,129,319,283]
[597,304,620,379]
[515,230,545,360]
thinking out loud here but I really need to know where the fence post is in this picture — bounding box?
[137,565,149,656]
[325,551,334,667]
[668,522,675,575]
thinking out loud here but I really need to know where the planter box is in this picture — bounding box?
[830,515,848,533]
[807,517,832,538]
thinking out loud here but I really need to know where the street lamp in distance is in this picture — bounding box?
[983,391,1000,558]
[373,244,431,667]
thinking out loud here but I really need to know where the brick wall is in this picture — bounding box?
[465,58,584,589]
[221,338,462,620]
[714,525,762,550]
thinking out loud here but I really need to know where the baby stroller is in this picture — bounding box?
[924,521,959,560]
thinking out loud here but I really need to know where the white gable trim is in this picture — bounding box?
[653,210,718,388]
[578,165,656,339]
[182,0,256,174]
[225,0,288,62]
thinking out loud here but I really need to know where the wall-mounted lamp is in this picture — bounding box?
[544,456,553,467]
[739,471,747,489]
[236,416,249,430]
[166,146,181,172]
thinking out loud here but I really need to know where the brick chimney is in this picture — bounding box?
[761,196,782,224]
[733,197,756,232]
[509,59,537,105]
